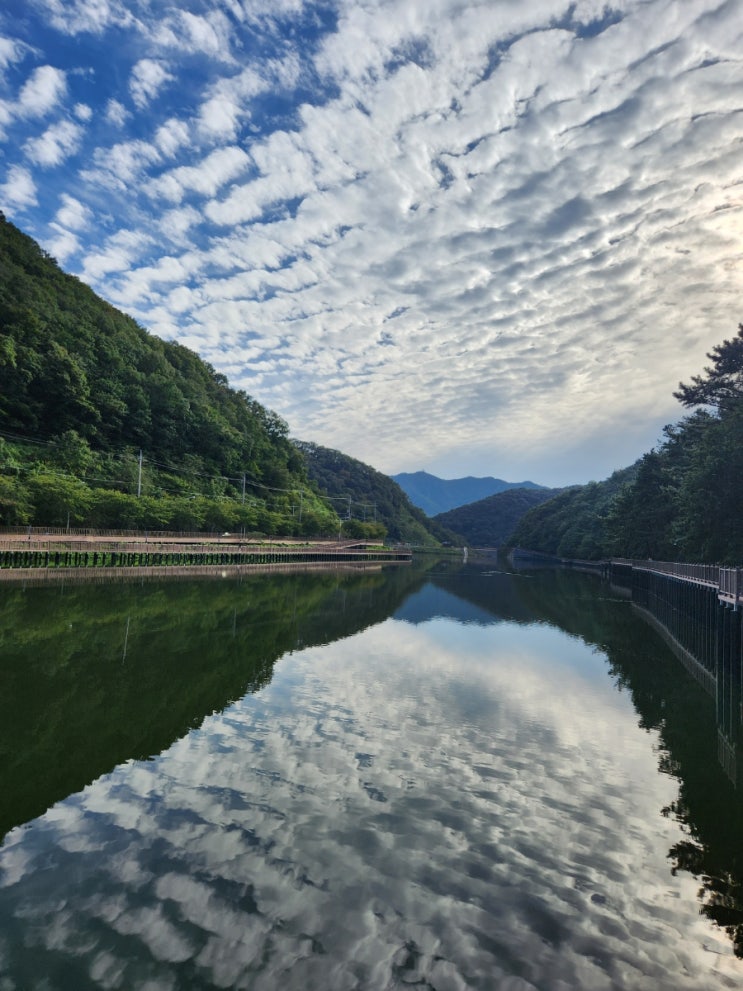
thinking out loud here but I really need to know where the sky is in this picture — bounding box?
[0,0,742,487]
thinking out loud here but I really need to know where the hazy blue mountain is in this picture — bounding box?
[392,470,546,517]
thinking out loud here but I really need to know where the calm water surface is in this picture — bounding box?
[1,564,742,990]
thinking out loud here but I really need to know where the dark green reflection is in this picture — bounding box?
[427,563,743,956]
[0,563,431,840]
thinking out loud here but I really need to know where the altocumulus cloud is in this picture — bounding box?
[1,0,742,484]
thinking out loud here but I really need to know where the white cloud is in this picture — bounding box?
[0,100,12,139]
[196,95,242,141]
[0,36,27,77]
[28,0,135,36]
[146,146,251,205]
[80,228,153,281]
[24,119,83,166]
[151,9,236,61]
[74,102,93,121]
[154,118,190,158]
[46,224,81,261]
[158,204,202,245]
[195,58,301,143]
[55,193,91,230]
[104,98,128,126]
[80,138,162,191]
[129,58,173,110]
[17,65,66,117]
[1,164,37,209]
[180,10,229,55]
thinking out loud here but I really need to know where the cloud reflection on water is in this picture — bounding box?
[0,616,740,990]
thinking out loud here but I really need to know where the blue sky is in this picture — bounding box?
[1,0,742,487]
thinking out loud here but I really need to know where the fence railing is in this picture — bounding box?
[613,560,743,606]
[617,559,722,585]
[720,568,743,600]
[514,551,743,606]
[0,525,253,540]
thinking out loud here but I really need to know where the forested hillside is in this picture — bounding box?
[509,466,638,560]
[434,486,559,547]
[296,441,456,545]
[511,325,743,564]
[0,213,336,534]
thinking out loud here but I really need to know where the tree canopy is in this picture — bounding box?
[674,324,743,412]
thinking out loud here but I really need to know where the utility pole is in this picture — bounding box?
[298,489,303,524]
[242,473,246,505]
[137,450,143,497]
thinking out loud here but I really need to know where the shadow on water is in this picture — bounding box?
[0,562,434,840]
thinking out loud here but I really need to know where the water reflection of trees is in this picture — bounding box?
[0,562,430,840]
[429,564,743,956]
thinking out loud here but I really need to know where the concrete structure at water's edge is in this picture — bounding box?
[0,528,412,580]
[607,560,743,785]
[512,549,743,786]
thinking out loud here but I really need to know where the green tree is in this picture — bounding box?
[674,324,743,412]
[606,452,675,559]
[0,476,31,524]
[53,430,94,475]
[27,474,92,527]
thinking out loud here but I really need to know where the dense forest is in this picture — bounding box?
[296,441,456,545]
[512,326,743,563]
[0,212,340,534]
[0,213,449,541]
[433,485,559,547]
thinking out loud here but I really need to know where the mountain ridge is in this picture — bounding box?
[392,470,546,517]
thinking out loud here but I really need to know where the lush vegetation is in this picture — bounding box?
[512,325,743,563]
[296,441,457,545]
[509,466,638,560]
[0,212,342,534]
[433,486,559,546]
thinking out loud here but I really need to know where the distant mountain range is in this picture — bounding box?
[391,470,546,517]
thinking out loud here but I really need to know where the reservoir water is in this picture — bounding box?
[1,562,742,990]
